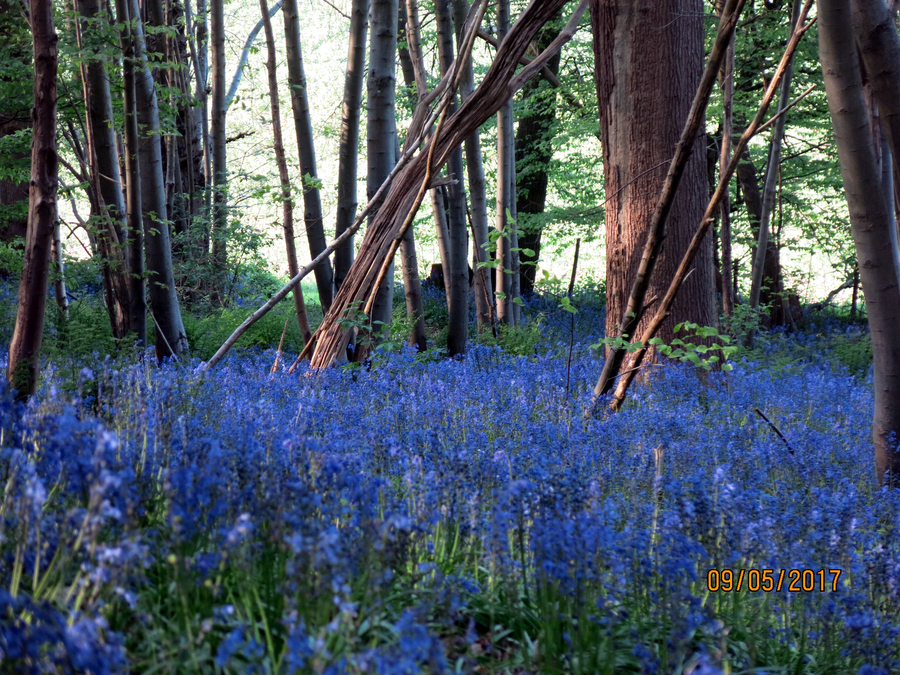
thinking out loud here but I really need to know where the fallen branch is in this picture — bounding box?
[754,407,796,455]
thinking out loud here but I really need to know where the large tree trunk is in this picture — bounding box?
[130,0,188,358]
[515,48,561,297]
[283,0,335,311]
[209,0,227,303]
[748,0,800,324]
[593,0,718,347]
[452,0,493,333]
[76,0,132,340]
[334,0,369,293]
[260,0,312,344]
[435,0,469,355]
[365,0,399,347]
[820,0,900,486]
[115,0,146,343]
[7,0,57,399]
[495,0,517,326]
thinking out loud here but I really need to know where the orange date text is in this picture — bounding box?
[706,568,842,593]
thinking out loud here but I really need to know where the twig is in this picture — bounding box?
[753,407,796,455]
[756,83,816,135]
[270,318,289,374]
[565,238,580,399]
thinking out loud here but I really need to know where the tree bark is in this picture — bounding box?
[209,0,227,302]
[436,0,469,355]
[334,0,369,293]
[452,0,493,333]
[130,0,188,358]
[115,0,146,343]
[718,0,735,318]
[495,0,516,326]
[7,0,57,398]
[821,0,900,486]
[283,0,335,311]
[260,0,313,344]
[593,0,718,348]
[365,0,399,345]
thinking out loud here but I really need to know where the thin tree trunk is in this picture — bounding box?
[495,0,515,326]
[130,0,188,357]
[821,0,900,486]
[748,0,800,318]
[283,0,335,311]
[719,2,735,318]
[52,218,68,320]
[436,0,469,355]
[260,0,312,344]
[365,0,399,349]
[226,0,283,111]
[334,0,369,293]
[452,0,492,333]
[209,0,227,302]
[8,0,57,398]
[115,0,146,343]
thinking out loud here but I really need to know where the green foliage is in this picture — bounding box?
[591,323,737,372]
[477,320,546,358]
[830,332,872,375]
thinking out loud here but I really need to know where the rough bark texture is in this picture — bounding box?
[436,0,469,355]
[283,0,335,311]
[334,0,369,292]
[495,0,516,326]
[261,0,312,344]
[452,0,493,333]
[820,0,900,486]
[592,0,717,346]
[718,0,735,317]
[366,0,399,341]
[7,0,57,398]
[209,0,227,300]
[130,0,188,358]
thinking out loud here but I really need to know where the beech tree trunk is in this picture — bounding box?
[592,0,717,347]
[334,0,369,293]
[115,0,146,343]
[452,0,493,333]
[366,0,399,343]
[820,0,900,487]
[7,0,57,398]
[129,0,188,358]
[436,0,469,355]
[260,0,313,344]
[209,0,227,302]
[495,0,516,326]
[283,0,335,311]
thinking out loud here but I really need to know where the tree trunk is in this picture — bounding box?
[452,0,493,333]
[334,0,369,293]
[748,0,800,320]
[209,0,227,303]
[283,0,335,311]
[115,0,146,343]
[820,0,900,486]
[436,0,469,355]
[260,0,313,344]
[718,0,735,318]
[495,0,516,326]
[130,0,188,358]
[7,0,57,398]
[365,0,399,345]
[593,0,717,347]
[76,0,132,340]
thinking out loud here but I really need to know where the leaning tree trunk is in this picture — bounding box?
[260,0,312,344]
[452,0,493,333]
[77,0,132,340]
[7,0,57,399]
[115,0,146,343]
[436,0,469,356]
[495,0,516,326]
[283,0,335,311]
[820,0,900,487]
[748,0,800,326]
[365,0,400,350]
[593,0,718,348]
[129,0,188,358]
[209,0,227,303]
[334,0,369,293]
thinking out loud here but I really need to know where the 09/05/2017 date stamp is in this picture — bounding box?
[706,569,842,593]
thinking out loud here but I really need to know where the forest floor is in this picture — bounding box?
[0,277,896,674]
